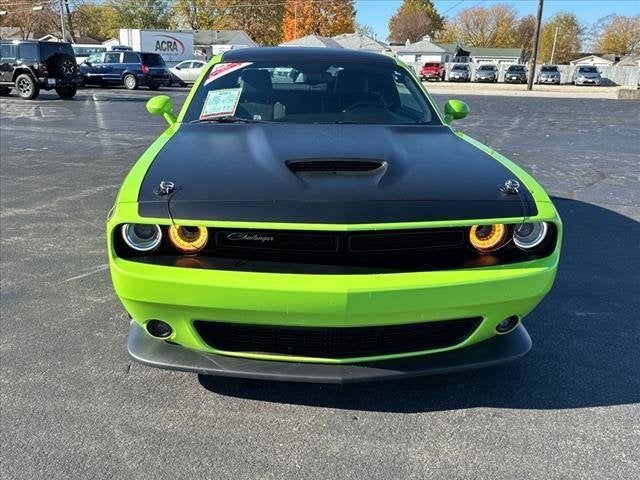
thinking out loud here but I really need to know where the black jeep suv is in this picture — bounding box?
[0,40,83,100]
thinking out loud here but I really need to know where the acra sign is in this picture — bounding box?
[153,35,185,55]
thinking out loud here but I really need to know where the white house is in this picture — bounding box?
[570,55,615,66]
[279,35,342,48]
[192,30,257,58]
[393,37,450,64]
[465,47,522,65]
[332,33,390,54]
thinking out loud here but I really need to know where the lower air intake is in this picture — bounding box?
[193,317,482,359]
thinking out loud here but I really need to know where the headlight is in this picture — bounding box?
[512,222,548,250]
[469,224,507,253]
[168,225,208,254]
[121,224,162,252]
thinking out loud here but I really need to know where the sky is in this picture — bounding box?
[355,0,640,41]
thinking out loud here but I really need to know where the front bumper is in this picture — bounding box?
[475,77,496,82]
[128,321,532,383]
[575,78,601,85]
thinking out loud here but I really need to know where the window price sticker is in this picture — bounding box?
[199,88,242,119]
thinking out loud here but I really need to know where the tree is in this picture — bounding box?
[595,15,640,54]
[538,12,582,64]
[172,0,284,45]
[0,0,57,39]
[388,0,443,44]
[72,3,120,40]
[355,23,376,38]
[282,0,355,42]
[516,14,536,61]
[442,3,519,48]
[172,0,235,31]
[106,0,172,31]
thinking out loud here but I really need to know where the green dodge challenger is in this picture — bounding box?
[107,48,562,383]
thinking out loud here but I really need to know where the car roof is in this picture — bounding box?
[222,47,395,66]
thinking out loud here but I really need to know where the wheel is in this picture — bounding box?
[123,74,138,90]
[55,86,77,99]
[148,84,160,91]
[48,53,78,80]
[15,73,39,100]
[0,86,11,96]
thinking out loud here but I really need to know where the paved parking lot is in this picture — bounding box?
[1,87,639,479]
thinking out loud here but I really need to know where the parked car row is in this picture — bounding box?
[417,61,604,86]
[0,39,206,100]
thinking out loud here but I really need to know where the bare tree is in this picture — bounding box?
[388,0,443,44]
[595,15,640,54]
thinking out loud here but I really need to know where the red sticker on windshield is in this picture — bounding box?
[204,62,252,85]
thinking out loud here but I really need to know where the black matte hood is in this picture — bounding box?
[138,123,536,224]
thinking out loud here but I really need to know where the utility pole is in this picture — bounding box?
[527,0,544,91]
[59,0,66,42]
[550,25,559,64]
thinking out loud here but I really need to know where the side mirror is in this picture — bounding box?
[84,61,91,66]
[443,99,469,124]
[175,66,181,70]
[146,95,176,126]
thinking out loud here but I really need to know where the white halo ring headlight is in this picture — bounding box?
[513,222,548,250]
[121,224,162,252]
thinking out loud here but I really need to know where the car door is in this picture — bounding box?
[0,43,18,84]
[82,52,104,81]
[190,61,205,82]
[102,52,123,84]
[173,61,191,82]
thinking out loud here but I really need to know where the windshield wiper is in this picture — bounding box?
[191,116,265,124]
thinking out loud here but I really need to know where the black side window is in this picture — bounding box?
[19,43,38,60]
[123,52,139,63]
[1,44,17,59]
[104,52,121,64]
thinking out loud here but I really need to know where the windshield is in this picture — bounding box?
[452,65,467,70]
[579,66,598,73]
[541,65,558,72]
[508,65,525,71]
[478,65,495,71]
[40,42,75,59]
[142,53,165,66]
[183,61,439,125]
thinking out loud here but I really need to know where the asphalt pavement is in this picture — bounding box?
[1,87,639,479]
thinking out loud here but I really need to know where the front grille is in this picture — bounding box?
[193,318,482,359]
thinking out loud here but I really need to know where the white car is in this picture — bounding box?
[169,60,206,85]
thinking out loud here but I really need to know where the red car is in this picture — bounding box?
[419,62,445,81]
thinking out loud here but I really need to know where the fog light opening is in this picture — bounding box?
[496,315,519,334]
[146,319,173,338]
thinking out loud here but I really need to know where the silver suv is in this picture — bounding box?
[573,66,602,86]
[448,63,470,82]
[537,65,561,85]
[474,64,497,83]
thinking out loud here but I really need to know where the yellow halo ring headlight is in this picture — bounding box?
[168,225,208,254]
[469,224,507,253]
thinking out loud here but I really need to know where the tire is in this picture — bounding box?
[15,73,39,100]
[55,86,77,99]
[0,86,11,96]
[123,74,138,90]
[47,53,78,80]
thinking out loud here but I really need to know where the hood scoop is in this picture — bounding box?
[286,159,386,175]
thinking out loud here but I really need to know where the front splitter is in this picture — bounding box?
[127,322,531,384]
